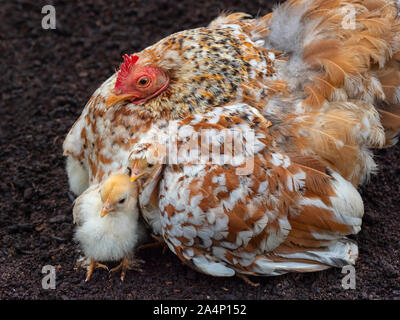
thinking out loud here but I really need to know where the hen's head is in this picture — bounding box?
[107,27,261,118]
[107,54,170,106]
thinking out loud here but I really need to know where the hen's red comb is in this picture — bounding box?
[115,54,139,90]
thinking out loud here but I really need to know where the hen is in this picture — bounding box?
[73,174,146,281]
[63,0,400,279]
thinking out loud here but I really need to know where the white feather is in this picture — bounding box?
[66,156,89,196]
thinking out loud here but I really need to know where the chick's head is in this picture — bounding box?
[100,174,138,218]
[128,142,165,183]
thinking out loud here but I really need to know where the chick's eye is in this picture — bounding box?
[119,198,126,204]
[137,76,151,87]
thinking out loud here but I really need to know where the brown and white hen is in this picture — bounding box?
[64,0,400,280]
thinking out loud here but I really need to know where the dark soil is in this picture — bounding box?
[0,0,399,300]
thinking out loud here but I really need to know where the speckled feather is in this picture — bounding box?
[63,22,284,188]
[130,104,363,276]
[64,0,400,190]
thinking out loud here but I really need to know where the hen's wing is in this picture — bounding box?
[63,74,116,193]
[154,104,363,277]
[63,76,115,159]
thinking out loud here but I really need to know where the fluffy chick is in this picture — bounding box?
[73,174,146,281]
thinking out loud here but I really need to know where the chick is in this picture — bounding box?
[129,142,166,183]
[73,174,146,281]
[130,158,157,182]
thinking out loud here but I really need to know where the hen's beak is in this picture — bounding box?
[101,201,113,217]
[130,160,146,182]
[106,93,136,108]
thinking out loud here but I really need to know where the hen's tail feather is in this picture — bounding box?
[250,238,358,276]
[209,0,400,149]
[283,102,385,185]
[377,106,400,146]
[181,239,358,277]
[256,0,400,148]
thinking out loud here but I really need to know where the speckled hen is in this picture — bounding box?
[64,0,400,280]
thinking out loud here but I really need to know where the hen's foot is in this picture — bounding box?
[85,259,109,282]
[237,274,260,287]
[110,256,145,281]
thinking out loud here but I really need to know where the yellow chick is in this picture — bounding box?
[73,174,146,281]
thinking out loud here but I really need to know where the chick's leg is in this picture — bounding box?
[85,259,109,282]
[110,254,144,281]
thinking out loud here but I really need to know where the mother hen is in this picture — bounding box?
[63,0,400,279]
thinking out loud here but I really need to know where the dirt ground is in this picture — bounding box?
[0,0,399,300]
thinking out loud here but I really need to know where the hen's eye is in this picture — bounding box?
[137,76,150,87]
[119,198,126,204]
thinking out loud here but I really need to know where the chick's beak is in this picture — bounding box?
[130,171,146,182]
[106,92,137,108]
[130,160,146,182]
[101,201,113,217]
